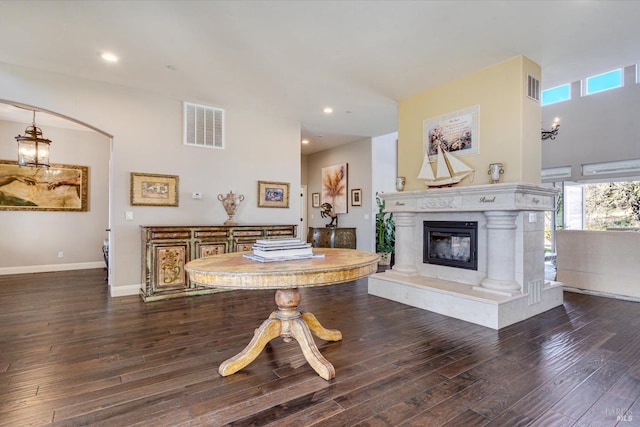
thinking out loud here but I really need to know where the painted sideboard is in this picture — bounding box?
[307,227,356,249]
[141,224,297,301]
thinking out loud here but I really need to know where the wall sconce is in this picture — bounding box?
[541,118,560,141]
[15,111,51,168]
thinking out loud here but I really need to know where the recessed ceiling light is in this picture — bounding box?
[323,107,333,114]
[100,52,119,63]
[301,139,309,144]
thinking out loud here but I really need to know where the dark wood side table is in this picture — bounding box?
[307,227,356,249]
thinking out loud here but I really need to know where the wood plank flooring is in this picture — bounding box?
[0,268,639,426]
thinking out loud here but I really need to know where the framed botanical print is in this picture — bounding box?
[321,163,348,214]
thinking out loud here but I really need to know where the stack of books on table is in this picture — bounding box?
[243,238,324,262]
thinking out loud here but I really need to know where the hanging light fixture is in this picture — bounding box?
[15,110,51,167]
[541,117,560,141]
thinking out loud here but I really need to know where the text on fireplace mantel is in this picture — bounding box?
[479,196,496,203]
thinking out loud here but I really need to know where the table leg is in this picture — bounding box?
[289,316,335,380]
[218,288,342,381]
[218,317,282,377]
[301,312,342,341]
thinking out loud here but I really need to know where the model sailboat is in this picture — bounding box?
[417,144,474,188]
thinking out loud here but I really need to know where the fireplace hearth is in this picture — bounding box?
[424,221,477,270]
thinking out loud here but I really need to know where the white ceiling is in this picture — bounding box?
[1,1,639,154]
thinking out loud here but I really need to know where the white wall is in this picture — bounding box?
[0,62,301,296]
[0,121,109,271]
[307,138,374,251]
[371,131,398,253]
[542,65,640,182]
[372,132,398,197]
[557,230,640,300]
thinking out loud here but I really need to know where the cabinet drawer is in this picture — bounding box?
[196,242,228,257]
[149,231,191,240]
[195,230,229,238]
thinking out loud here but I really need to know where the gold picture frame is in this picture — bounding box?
[257,180,289,208]
[312,192,320,208]
[0,160,88,211]
[130,172,179,207]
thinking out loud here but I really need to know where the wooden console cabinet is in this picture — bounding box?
[307,227,356,249]
[141,224,296,301]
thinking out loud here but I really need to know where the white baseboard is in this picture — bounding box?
[0,262,105,276]
[110,283,142,298]
[563,286,640,303]
[0,262,142,299]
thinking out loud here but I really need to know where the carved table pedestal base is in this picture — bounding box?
[218,288,341,380]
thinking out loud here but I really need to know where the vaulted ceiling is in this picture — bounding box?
[1,1,639,154]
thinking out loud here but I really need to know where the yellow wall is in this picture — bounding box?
[398,55,541,190]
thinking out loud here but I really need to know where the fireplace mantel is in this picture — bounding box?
[368,182,563,329]
[380,182,557,214]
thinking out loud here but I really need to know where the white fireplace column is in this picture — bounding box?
[478,210,521,295]
[392,212,418,275]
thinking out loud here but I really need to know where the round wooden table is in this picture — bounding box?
[185,248,379,380]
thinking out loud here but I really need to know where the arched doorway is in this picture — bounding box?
[0,101,113,280]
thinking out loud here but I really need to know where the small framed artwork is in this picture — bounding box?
[258,180,289,208]
[351,188,362,206]
[312,193,320,208]
[130,172,179,206]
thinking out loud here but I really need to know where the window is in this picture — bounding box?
[583,69,623,96]
[584,181,640,230]
[555,180,640,231]
[541,84,571,106]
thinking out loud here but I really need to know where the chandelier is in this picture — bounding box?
[541,118,560,141]
[15,110,51,167]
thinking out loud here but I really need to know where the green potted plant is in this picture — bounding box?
[375,193,395,266]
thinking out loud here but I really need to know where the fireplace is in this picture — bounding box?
[368,184,564,329]
[424,221,477,270]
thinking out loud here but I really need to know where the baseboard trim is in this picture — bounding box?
[110,284,142,298]
[563,286,640,303]
[0,262,105,276]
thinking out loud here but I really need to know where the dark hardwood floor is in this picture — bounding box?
[1,269,639,426]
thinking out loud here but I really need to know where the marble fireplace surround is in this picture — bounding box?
[368,183,564,329]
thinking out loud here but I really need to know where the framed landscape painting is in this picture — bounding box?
[130,172,179,206]
[0,160,88,211]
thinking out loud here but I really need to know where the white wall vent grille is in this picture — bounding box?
[527,75,540,102]
[183,102,224,149]
[528,280,543,305]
